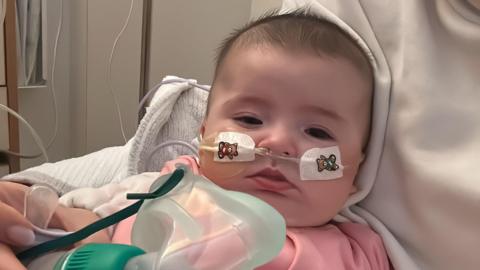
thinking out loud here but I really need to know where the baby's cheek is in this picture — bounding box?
[301,180,354,222]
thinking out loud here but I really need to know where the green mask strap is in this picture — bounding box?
[17,168,185,261]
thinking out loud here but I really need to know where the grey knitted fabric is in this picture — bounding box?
[1,77,208,195]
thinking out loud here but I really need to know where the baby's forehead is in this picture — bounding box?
[220,45,370,87]
[222,43,371,84]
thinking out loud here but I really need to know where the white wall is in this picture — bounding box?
[250,0,283,19]
[147,0,253,87]
[68,0,87,157]
[147,0,283,88]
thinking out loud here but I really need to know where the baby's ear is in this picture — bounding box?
[359,152,366,163]
[199,122,206,137]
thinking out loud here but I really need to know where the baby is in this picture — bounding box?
[78,10,388,269]
[10,10,390,269]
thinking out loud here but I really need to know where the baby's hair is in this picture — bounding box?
[206,9,373,115]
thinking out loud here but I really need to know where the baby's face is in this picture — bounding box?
[201,46,372,226]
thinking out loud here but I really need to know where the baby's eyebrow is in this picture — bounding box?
[301,105,344,122]
[224,96,271,108]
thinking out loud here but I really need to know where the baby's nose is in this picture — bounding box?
[257,127,298,157]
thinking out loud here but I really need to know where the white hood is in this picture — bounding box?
[282,1,480,270]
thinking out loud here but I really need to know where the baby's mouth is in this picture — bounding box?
[247,168,296,192]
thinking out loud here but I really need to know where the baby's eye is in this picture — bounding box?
[233,116,263,125]
[305,128,333,140]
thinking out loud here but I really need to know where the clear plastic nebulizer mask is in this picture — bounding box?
[199,131,345,181]
[125,165,286,270]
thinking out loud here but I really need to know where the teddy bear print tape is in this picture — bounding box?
[300,146,344,180]
[214,131,255,162]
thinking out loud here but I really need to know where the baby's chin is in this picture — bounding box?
[252,193,337,227]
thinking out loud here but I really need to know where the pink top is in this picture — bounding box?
[112,156,390,269]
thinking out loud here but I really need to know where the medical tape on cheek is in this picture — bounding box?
[213,132,255,162]
[300,146,344,180]
[208,132,344,180]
